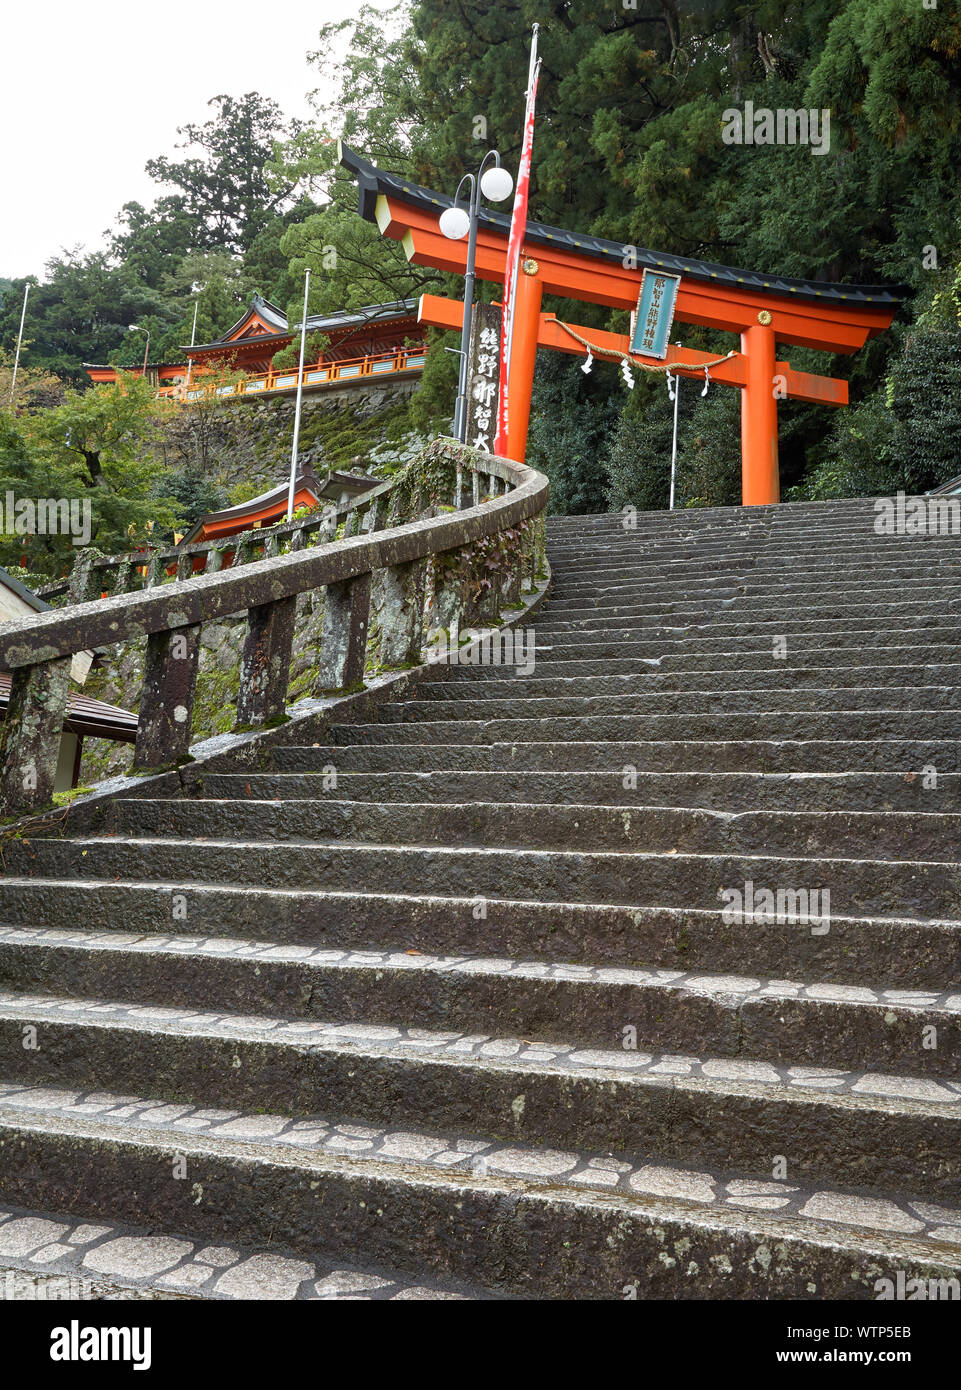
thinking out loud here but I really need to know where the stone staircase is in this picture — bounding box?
[1,496,960,1300]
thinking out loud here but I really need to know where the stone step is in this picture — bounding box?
[411,665,961,698]
[532,606,961,638]
[375,688,961,721]
[272,737,961,774]
[527,628,960,659]
[545,536,961,564]
[546,503,924,527]
[546,498,899,521]
[528,621,961,651]
[548,554,961,587]
[549,567,961,598]
[2,930,958,1079]
[1,1000,960,1202]
[0,1198,479,1300]
[6,837,959,919]
[200,769,961,813]
[546,504,882,527]
[112,797,961,864]
[546,531,957,554]
[3,1083,958,1298]
[542,583,961,617]
[544,582,961,616]
[0,881,953,988]
[547,576,961,609]
[546,555,961,587]
[328,709,961,744]
[436,645,960,678]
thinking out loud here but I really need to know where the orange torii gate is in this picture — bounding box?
[340,145,905,505]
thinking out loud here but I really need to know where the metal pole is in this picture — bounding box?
[184,299,199,390]
[9,282,30,408]
[142,331,150,376]
[453,176,479,443]
[669,362,681,512]
[287,269,311,524]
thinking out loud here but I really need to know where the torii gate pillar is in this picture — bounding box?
[741,320,780,506]
[506,261,544,463]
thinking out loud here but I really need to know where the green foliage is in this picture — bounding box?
[158,468,230,542]
[888,325,961,490]
[4,376,181,569]
[527,354,620,516]
[145,93,308,255]
[606,380,741,514]
[801,315,961,500]
[271,331,330,370]
[797,393,897,501]
[295,399,411,470]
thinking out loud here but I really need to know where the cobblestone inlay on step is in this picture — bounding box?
[1,1084,959,1249]
[1,929,959,1016]
[1,989,959,1102]
[0,1201,481,1300]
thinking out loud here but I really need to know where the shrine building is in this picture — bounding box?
[84,297,428,402]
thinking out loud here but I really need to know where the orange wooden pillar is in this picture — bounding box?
[740,320,780,505]
[505,259,544,464]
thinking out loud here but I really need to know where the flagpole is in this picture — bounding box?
[184,298,199,392]
[494,23,540,458]
[287,269,311,526]
[9,282,30,409]
[505,24,540,370]
[669,373,680,511]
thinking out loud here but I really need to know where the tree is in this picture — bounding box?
[0,256,175,386]
[527,353,620,515]
[146,93,308,255]
[606,376,741,514]
[17,376,180,558]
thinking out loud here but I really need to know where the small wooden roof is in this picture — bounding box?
[0,672,137,742]
[176,467,379,546]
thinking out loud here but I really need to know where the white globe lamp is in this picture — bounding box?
[439,205,471,241]
[480,165,514,202]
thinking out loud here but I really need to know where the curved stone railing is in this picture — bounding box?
[40,462,421,603]
[0,438,548,817]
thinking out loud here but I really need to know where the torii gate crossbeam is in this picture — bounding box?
[340,144,906,506]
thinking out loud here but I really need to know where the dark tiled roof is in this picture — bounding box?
[0,673,137,742]
[185,296,420,353]
[83,362,185,371]
[339,143,909,310]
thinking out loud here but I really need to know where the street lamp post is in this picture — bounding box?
[128,324,151,378]
[439,152,514,443]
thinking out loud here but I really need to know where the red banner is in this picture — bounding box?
[494,61,540,457]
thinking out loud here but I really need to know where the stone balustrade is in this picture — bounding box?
[0,439,548,816]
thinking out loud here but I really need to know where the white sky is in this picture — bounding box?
[2,0,385,279]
